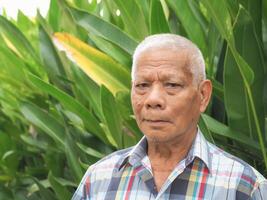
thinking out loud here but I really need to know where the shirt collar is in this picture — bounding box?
[118,129,212,172]
[118,136,147,170]
[187,129,212,171]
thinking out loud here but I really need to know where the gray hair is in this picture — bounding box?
[131,34,206,84]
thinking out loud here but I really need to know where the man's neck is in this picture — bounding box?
[146,128,198,192]
[147,128,197,166]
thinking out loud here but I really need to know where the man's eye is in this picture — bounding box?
[165,83,181,88]
[135,83,149,88]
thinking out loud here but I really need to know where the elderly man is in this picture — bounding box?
[72,34,266,199]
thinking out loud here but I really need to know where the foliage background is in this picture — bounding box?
[0,0,266,199]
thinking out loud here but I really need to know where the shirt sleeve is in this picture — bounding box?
[250,180,267,200]
[72,167,93,200]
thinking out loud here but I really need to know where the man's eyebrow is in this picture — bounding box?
[134,75,185,82]
[134,77,151,82]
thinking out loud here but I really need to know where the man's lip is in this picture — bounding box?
[143,119,170,123]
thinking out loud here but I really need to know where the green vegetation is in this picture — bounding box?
[0,0,266,199]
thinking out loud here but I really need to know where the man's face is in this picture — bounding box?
[131,48,209,143]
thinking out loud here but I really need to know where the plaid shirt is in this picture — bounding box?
[72,130,267,199]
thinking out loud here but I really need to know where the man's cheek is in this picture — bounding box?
[132,96,144,110]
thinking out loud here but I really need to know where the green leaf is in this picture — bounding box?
[20,135,48,151]
[224,7,264,137]
[49,174,76,187]
[78,159,90,171]
[48,0,60,31]
[69,66,103,121]
[64,129,84,182]
[201,0,233,43]
[1,150,19,176]
[77,142,105,159]
[211,79,224,102]
[0,175,12,182]
[100,86,123,148]
[0,16,39,63]
[115,91,142,146]
[28,73,108,144]
[199,115,215,143]
[0,187,13,199]
[264,0,267,28]
[0,41,28,84]
[202,2,255,86]
[39,24,67,89]
[20,102,65,148]
[48,172,72,200]
[57,0,80,36]
[16,10,39,52]
[0,132,19,176]
[149,0,170,34]
[167,0,207,55]
[32,178,57,200]
[187,0,208,33]
[73,0,97,12]
[113,0,149,41]
[68,6,138,55]
[229,49,254,85]
[202,114,263,152]
[135,0,150,27]
[206,21,222,78]
[223,6,266,167]
[45,150,65,177]
[89,33,132,67]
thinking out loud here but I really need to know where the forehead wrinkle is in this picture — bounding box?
[135,68,186,82]
[138,58,178,68]
[134,49,193,82]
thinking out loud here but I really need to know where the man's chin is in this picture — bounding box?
[143,130,189,145]
[144,133,174,144]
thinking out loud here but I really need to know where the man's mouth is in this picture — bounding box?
[143,119,170,124]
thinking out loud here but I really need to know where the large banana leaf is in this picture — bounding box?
[39,24,68,90]
[167,0,207,55]
[48,0,60,31]
[113,0,149,41]
[53,32,131,94]
[68,6,138,55]
[149,0,170,34]
[89,33,132,67]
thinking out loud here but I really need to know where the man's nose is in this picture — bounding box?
[144,84,166,110]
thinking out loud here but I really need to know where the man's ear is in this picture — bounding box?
[199,79,212,113]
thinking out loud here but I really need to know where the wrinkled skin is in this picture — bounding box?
[131,47,212,145]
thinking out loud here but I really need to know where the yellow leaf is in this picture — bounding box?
[53,32,130,95]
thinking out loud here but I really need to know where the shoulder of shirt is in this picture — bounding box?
[87,146,133,173]
[206,140,266,185]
